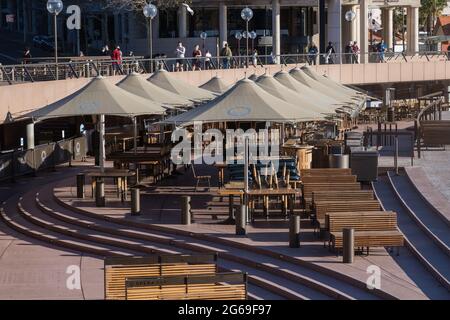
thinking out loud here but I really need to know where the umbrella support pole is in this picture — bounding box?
[99,114,105,173]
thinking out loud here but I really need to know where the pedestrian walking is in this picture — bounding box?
[351,41,359,64]
[377,40,387,63]
[325,42,335,64]
[175,42,186,71]
[192,44,202,71]
[204,50,212,70]
[22,47,31,64]
[220,42,232,69]
[251,48,258,67]
[308,43,318,65]
[111,46,123,75]
[345,41,353,64]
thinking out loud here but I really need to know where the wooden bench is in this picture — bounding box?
[125,272,247,300]
[325,211,404,255]
[301,175,357,184]
[417,120,450,157]
[300,168,352,176]
[308,190,375,209]
[313,200,382,231]
[302,182,361,205]
[105,255,217,300]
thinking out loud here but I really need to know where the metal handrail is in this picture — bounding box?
[1,51,449,84]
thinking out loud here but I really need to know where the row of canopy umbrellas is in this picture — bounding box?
[23,65,366,171]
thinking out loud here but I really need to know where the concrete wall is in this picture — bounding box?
[2,59,450,124]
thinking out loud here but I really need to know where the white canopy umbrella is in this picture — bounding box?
[289,67,357,104]
[161,78,325,125]
[273,70,349,108]
[117,72,194,108]
[255,73,337,114]
[148,69,217,102]
[301,66,365,98]
[25,76,166,172]
[200,76,232,94]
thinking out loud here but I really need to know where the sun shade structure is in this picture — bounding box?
[274,70,346,107]
[148,69,217,102]
[255,73,337,114]
[161,78,325,125]
[117,72,194,108]
[199,76,232,94]
[301,66,365,97]
[289,67,357,104]
[26,76,166,120]
[25,76,166,173]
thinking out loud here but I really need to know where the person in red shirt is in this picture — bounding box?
[111,46,123,75]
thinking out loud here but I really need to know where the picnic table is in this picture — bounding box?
[86,168,135,202]
[248,188,301,220]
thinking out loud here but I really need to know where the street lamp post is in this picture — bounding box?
[143,3,158,73]
[200,32,207,69]
[241,7,253,68]
[250,31,257,52]
[46,0,63,79]
[234,31,242,67]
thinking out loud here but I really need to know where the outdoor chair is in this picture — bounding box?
[191,164,211,191]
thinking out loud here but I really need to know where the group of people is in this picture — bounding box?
[344,41,361,64]
[307,42,337,65]
[174,41,260,71]
[175,41,213,71]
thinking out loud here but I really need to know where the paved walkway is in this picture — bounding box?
[0,162,104,299]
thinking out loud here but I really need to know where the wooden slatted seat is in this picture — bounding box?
[307,190,375,209]
[125,273,247,300]
[325,211,403,255]
[105,255,217,300]
[301,175,357,184]
[302,183,361,205]
[300,168,352,176]
[313,200,382,231]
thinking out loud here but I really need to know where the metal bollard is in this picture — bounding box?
[181,196,191,225]
[289,214,301,248]
[236,204,247,235]
[131,188,141,216]
[95,179,105,207]
[343,228,355,263]
[76,173,85,199]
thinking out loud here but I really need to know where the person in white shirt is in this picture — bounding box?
[204,50,212,70]
[175,42,186,71]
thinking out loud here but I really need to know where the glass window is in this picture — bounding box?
[187,8,219,37]
[159,9,178,38]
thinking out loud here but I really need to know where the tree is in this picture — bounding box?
[420,0,447,32]
[104,0,192,11]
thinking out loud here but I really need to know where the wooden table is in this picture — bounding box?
[214,163,227,188]
[247,188,301,220]
[217,183,245,222]
[86,169,135,202]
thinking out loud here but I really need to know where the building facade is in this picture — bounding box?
[0,0,421,62]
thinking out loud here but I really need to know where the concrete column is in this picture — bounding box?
[327,0,342,60]
[178,5,187,38]
[382,8,394,50]
[114,13,120,46]
[26,122,35,150]
[272,0,281,64]
[342,5,357,50]
[359,0,369,63]
[318,0,326,56]
[219,2,227,48]
[407,6,419,54]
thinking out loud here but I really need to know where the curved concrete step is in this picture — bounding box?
[373,177,450,293]
[387,171,450,256]
[35,192,333,300]
[49,189,385,300]
[0,200,129,258]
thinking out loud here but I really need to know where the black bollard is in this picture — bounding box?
[95,178,105,207]
[236,205,247,235]
[343,228,355,263]
[289,214,301,248]
[181,196,191,225]
[131,188,141,216]
[76,173,85,199]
